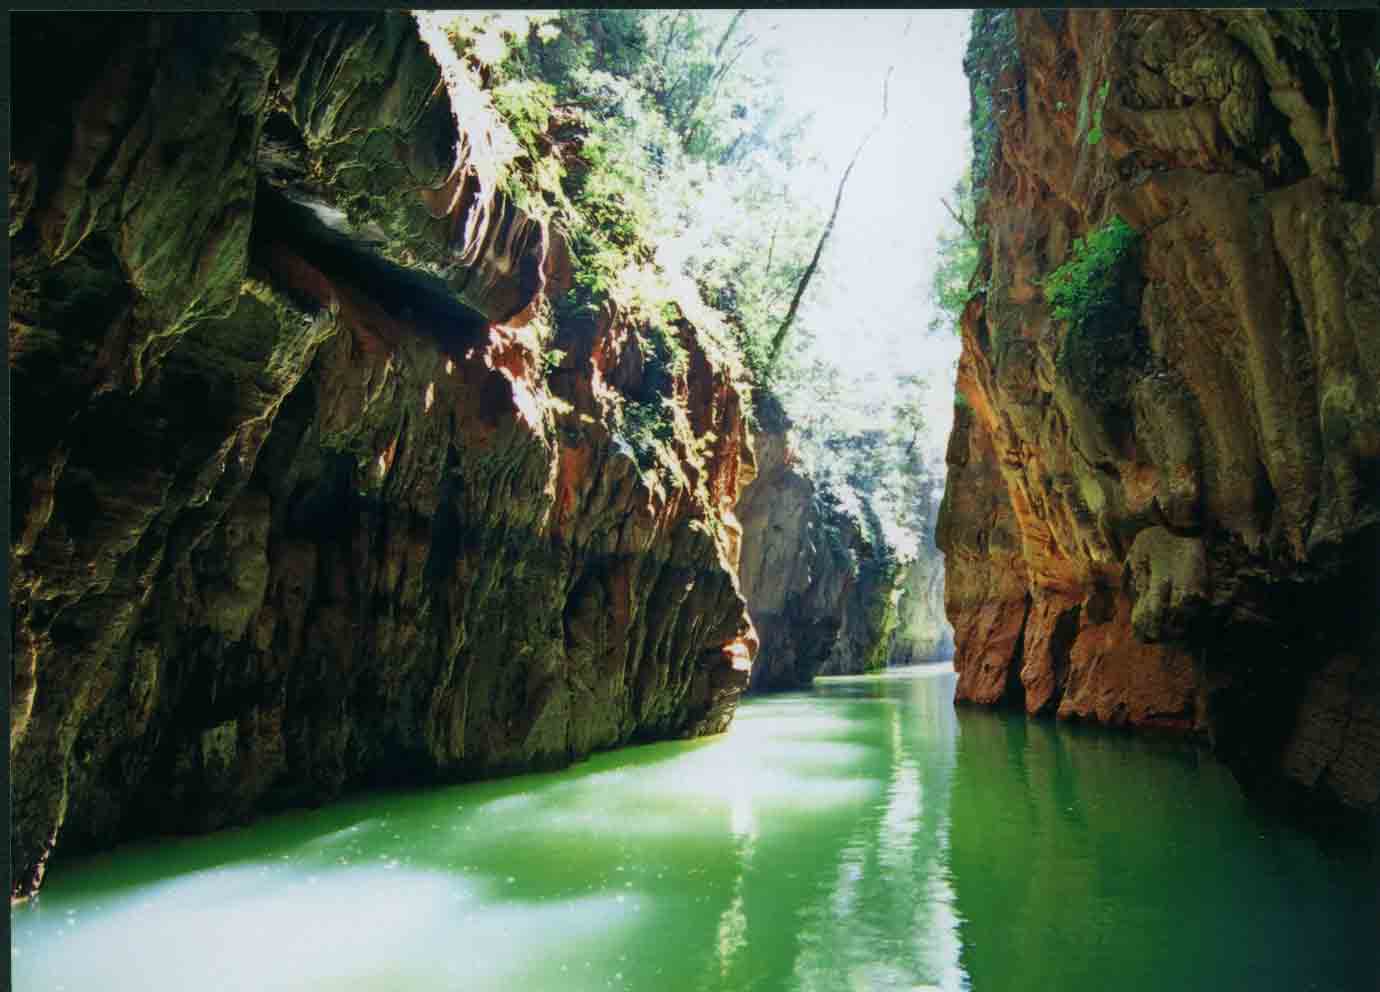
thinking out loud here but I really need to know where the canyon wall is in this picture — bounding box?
[737,398,918,689]
[891,472,955,667]
[937,9,1380,811]
[815,541,901,678]
[9,11,757,898]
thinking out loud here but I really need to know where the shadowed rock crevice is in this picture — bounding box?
[249,183,494,355]
[1003,595,1032,712]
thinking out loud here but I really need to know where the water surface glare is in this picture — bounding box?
[13,666,1379,991]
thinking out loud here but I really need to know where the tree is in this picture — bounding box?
[929,169,981,335]
[766,65,894,370]
[443,10,944,557]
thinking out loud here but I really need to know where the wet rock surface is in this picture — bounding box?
[937,9,1380,811]
[9,11,756,898]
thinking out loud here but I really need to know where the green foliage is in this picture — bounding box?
[620,398,678,472]
[442,11,559,67]
[541,348,566,375]
[928,8,1017,364]
[450,9,823,401]
[1044,216,1146,406]
[859,555,903,672]
[963,9,1020,195]
[929,169,982,336]
[491,78,556,155]
[612,298,699,480]
[784,362,942,560]
[637,311,690,395]
[441,10,938,560]
[1086,79,1110,146]
[1044,216,1139,329]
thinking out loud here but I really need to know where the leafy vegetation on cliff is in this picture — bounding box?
[928,8,1021,348]
[441,10,823,380]
[440,10,944,560]
[1045,215,1147,408]
[963,9,1019,197]
[788,362,943,559]
[439,12,846,482]
[923,5,1023,357]
[930,167,982,336]
[1044,216,1139,329]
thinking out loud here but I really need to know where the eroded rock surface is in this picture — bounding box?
[937,9,1380,810]
[10,11,756,898]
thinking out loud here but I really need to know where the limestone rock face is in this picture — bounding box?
[9,12,755,898]
[736,403,852,691]
[937,9,1380,810]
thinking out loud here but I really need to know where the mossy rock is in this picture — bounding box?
[1048,217,1151,448]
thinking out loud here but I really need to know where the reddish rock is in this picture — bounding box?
[938,9,1380,811]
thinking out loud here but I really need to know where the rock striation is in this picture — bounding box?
[937,9,1380,811]
[9,11,757,898]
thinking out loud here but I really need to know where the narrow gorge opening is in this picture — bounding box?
[9,9,1380,992]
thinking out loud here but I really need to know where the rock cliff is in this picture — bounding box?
[737,396,942,689]
[937,9,1380,811]
[9,11,757,898]
[736,399,852,690]
[891,476,955,667]
[815,538,902,679]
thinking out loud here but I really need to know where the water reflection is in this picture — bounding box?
[13,666,1378,992]
[948,701,1380,992]
[788,674,965,992]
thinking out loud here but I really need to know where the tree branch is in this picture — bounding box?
[680,28,755,151]
[940,196,974,239]
[708,39,752,101]
[659,11,684,66]
[719,130,748,165]
[713,9,747,59]
[767,65,894,369]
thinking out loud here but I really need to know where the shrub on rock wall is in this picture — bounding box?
[1046,216,1149,417]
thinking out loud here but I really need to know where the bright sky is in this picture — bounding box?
[751,9,972,460]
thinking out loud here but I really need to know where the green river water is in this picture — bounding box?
[12,666,1380,991]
